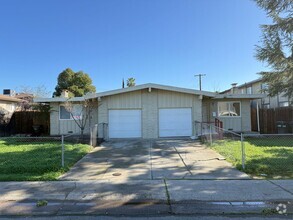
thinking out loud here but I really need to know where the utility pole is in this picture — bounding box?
[194,74,206,91]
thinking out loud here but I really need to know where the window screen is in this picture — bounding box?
[60,106,71,119]
[60,105,83,120]
[218,102,241,117]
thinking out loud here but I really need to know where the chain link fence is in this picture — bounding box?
[0,126,104,180]
[195,121,293,178]
[195,122,245,170]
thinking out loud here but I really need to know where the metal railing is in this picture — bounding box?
[195,121,246,170]
[195,121,293,178]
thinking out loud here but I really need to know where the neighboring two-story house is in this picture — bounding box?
[221,78,292,109]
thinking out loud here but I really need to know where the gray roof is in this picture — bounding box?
[0,94,22,103]
[34,97,85,103]
[88,83,216,98]
[34,83,264,103]
[220,78,263,94]
[214,94,266,100]
[237,78,262,88]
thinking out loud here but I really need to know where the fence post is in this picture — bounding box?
[61,135,64,167]
[241,133,245,170]
[90,127,93,146]
[209,124,212,145]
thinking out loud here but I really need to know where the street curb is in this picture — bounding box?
[0,200,292,216]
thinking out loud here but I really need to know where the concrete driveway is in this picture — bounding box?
[60,139,250,181]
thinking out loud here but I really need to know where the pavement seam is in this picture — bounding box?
[173,145,193,176]
[267,180,293,196]
[54,182,77,215]
[64,182,77,200]
[149,140,154,180]
[163,179,173,214]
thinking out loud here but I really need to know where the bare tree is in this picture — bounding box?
[64,99,94,138]
[0,107,11,125]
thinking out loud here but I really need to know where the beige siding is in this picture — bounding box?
[49,103,98,135]
[98,89,202,139]
[90,102,99,127]
[142,89,158,138]
[201,99,251,132]
[97,99,108,139]
[241,100,251,131]
[60,120,81,134]
[50,103,59,135]
[220,117,242,131]
[215,100,251,132]
[252,82,262,94]
[49,89,255,137]
[192,96,202,136]
[0,102,17,113]
[158,90,193,108]
[107,91,141,109]
[202,99,212,122]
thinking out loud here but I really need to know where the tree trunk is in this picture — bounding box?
[80,128,84,139]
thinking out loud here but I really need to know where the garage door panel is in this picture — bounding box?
[159,108,192,137]
[109,110,141,138]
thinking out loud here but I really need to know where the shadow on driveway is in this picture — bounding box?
[60,139,250,181]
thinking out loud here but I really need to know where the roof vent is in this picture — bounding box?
[231,83,237,88]
[231,83,238,94]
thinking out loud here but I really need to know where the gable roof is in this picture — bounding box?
[86,83,216,99]
[213,93,266,99]
[220,78,263,94]
[34,83,264,103]
[237,78,262,88]
[0,94,21,103]
[34,96,85,103]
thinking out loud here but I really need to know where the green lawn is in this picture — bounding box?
[210,136,293,179]
[0,138,92,181]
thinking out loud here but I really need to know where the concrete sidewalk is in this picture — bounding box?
[0,180,292,216]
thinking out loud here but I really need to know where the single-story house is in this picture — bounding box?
[0,94,21,122]
[34,83,264,139]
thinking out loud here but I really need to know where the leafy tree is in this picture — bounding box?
[254,0,293,99]
[127,77,136,87]
[53,68,96,97]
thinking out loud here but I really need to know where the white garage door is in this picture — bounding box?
[159,108,192,137]
[109,110,142,138]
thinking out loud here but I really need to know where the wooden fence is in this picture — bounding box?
[251,107,293,134]
[0,111,50,136]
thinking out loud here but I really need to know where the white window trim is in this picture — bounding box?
[59,104,83,121]
[59,105,73,120]
[218,101,241,118]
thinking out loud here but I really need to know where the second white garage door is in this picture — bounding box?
[108,110,142,138]
[159,108,192,137]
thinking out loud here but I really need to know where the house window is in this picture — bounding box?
[241,88,245,94]
[261,83,268,93]
[247,86,252,94]
[59,105,83,120]
[262,103,270,109]
[218,102,241,117]
[279,101,289,107]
